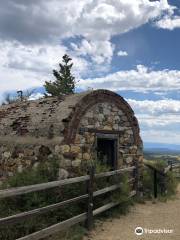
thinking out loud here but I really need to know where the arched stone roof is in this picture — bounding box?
[0,90,141,146]
[63,90,141,145]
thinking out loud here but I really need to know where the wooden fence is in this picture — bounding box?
[0,165,137,240]
[144,161,180,198]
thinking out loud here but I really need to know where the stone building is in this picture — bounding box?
[0,89,143,181]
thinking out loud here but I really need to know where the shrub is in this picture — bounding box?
[142,160,178,199]
[0,160,135,240]
[0,159,86,240]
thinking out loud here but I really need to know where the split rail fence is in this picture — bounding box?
[0,165,137,240]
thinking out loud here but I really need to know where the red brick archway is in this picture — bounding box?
[64,90,142,146]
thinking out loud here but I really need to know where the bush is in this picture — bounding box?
[92,161,133,216]
[0,160,135,240]
[0,159,87,240]
[142,160,178,199]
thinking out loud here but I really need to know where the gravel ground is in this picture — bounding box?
[84,185,180,240]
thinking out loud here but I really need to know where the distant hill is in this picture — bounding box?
[144,142,180,154]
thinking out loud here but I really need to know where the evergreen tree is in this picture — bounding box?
[44,54,75,96]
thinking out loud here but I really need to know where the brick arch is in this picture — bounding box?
[64,89,142,145]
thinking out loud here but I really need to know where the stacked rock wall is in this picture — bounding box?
[0,90,143,183]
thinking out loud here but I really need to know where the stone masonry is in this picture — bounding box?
[0,90,143,182]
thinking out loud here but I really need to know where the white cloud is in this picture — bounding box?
[126,99,180,144]
[0,40,89,99]
[127,99,180,128]
[127,99,180,116]
[127,98,180,127]
[0,67,43,93]
[0,0,179,145]
[0,0,177,96]
[156,15,180,30]
[0,41,67,73]
[78,65,180,92]
[71,39,114,64]
[72,0,172,63]
[0,0,174,65]
[117,50,128,57]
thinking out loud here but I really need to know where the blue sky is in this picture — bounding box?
[0,0,179,146]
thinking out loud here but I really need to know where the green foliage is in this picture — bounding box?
[111,173,133,214]
[91,161,133,216]
[44,54,75,96]
[111,174,131,203]
[47,225,87,240]
[2,160,59,190]
[66,225,87,240]
[166,171,178,196]
[93,160,111,173]
[95,173,133,221]
[0,160,136,240]
[142,160,178,199]
[142,167,154,198]
[0,159,86,240]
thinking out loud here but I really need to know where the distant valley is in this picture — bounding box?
[144,142,180,154]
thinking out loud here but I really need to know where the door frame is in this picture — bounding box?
[95,133,119,170]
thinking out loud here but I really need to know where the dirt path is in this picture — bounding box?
[84,185,180,240]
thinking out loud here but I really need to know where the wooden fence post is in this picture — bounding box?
[153,169,157,198]
[86,166,95,230]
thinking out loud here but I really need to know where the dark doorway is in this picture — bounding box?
[97,138,117,169]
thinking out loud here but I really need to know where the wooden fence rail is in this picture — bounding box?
[144,160,180,198]
[0,175,90,199]
[0,165,136,240]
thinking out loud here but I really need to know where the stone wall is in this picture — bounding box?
[0,90,143,183]
[0,103,143,182]
[57,102,143,170]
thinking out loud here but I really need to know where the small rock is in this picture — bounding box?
[72,159,81,167]
[25,149,34,156]
[122,116,127,121]
[118,110,124,115]
[3,152,11,159]
[60,145,70,154]
[55,145,60,154]
[70,145,81,154]
[126,156,133,164]
[48,154,54,160]
[78,153,83,159]
[85,112,93,118]
[103,108,110,115]
[18,153,24,159]
[97,114,104,122]
[103,126,112,130]
[17,165,23,173]
[113,124,119,130]
[33,162,40,169]
[64,160,72,167]
[126,129,133,135]
[95,122,100,128]
[58,168,69,180]
[83,153,91,160]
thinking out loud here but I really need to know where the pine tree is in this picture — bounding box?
[44,54,75,96]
